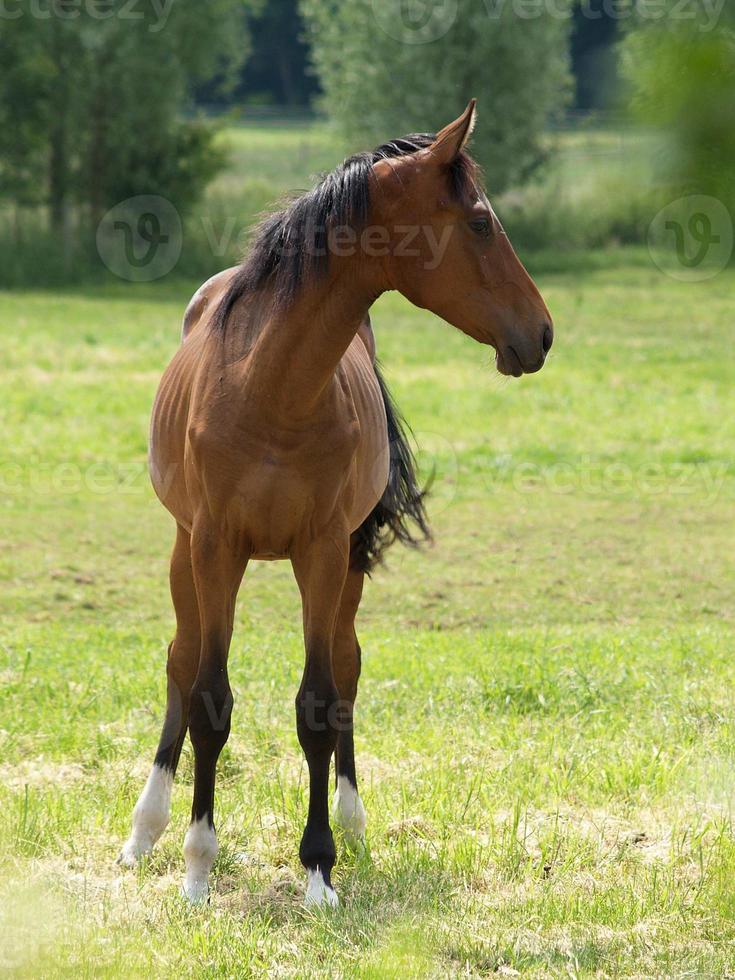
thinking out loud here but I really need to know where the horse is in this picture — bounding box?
[118,100,553,907]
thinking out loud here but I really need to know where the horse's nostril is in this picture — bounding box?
[542,324,553,354]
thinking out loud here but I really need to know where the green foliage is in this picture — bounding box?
[238,0,318,106]
[621,4,735,210]
[300,0,573,192]
[0,0,252,228]
[0,18,48,206]
[0,119,672,286]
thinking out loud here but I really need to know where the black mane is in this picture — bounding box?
[212,133,480,333]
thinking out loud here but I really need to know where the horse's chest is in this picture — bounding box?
[196,414,359,552]
[173,340,389,552]
[236,425,356,505]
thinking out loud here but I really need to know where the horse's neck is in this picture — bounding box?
[248,265,383,414]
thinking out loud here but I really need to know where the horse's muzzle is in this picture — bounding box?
[496,322,553,377]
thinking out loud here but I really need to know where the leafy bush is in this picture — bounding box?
[621,5,735,214]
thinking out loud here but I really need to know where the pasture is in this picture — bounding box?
[1,123,734,977]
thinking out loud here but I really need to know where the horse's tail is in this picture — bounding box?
[351,362,431,574]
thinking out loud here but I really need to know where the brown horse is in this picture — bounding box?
[119,100,553,906]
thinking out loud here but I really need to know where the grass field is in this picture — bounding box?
[1,245,734,977]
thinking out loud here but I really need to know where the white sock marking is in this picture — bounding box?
[305,868,339,908]
[118,765,173,866]
[182,817,218,904]
[332,776,366,845]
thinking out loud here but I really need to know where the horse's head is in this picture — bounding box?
[371,101,553,376]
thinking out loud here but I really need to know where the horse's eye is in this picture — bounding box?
[469,217,491,239]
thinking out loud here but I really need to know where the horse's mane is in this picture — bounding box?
[212,133,480,333]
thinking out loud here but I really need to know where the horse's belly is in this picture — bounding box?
[148,338,202,528]
[342,340,390,531]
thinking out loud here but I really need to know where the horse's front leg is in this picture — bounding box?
[119,523,200,866]
[291,529,350,907]
[182,524,247,903]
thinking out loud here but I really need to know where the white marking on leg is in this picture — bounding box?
[332,775,366,846]
[118,765,173,866]
[182,817,218,904]
[305,868,339,908]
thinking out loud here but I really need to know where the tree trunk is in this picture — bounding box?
[49,118,67,234]
[47,18,73,267]
[277,48,297,107]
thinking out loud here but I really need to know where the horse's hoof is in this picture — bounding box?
[332,778,367,850]
[304,869,339,908]
[182,818,217,905]
[117,839,149,867]
[182,878,210,905]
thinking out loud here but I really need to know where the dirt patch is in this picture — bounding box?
[0,759,86,789]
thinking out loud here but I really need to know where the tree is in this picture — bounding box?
[621,5,735,211]
[300,0,572,193]
[240,0,316,106]
[570,1,620,111]
[197,0,319,108]
[0,16,48,216]
[0,0,253,233]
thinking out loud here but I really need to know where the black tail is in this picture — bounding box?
[351,362,431,574]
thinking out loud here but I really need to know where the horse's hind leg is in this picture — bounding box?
[331,561,367,847]
[291,531,350,907]
[119,524,200,866]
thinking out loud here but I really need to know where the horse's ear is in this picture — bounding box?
[429,99,477,166]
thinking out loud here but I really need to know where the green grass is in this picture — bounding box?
[1,254,734,977]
